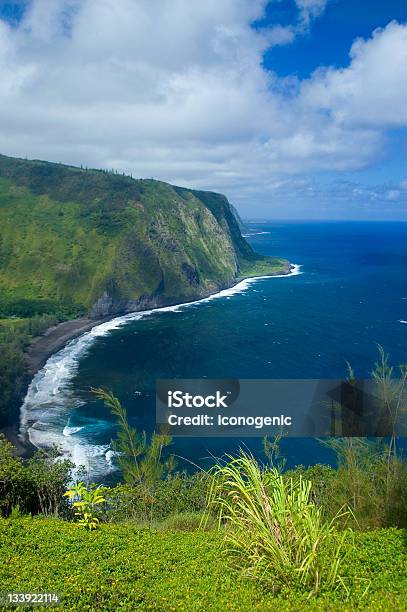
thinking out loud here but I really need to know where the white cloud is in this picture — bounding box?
[0,2,406,213]
[263,0,328,47]
[295,0,328,27]
[300,21,407,128]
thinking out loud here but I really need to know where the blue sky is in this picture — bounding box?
[0,0,406,219]
[261,0,407,78]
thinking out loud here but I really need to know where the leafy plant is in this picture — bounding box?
[262,431,286,471]
[104,473,209,524]
[0,434,26,516]
[64,482,107,530]
[92,388,175,487]
[204,452,351,596]
[26,446,74,517]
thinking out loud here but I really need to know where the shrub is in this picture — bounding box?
[205,452,351,596]
[104,472,209,524]
[292,439,407,530]
[25,447,74,517]
[0,437,74,518]
[0,434,27,516]
[64,482,108,530]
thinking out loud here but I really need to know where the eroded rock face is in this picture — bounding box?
[89,280,228,319]
[90,292,117,318]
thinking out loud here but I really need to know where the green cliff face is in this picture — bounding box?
[0,154,289,319]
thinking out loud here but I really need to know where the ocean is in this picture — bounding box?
[20,221,407,481]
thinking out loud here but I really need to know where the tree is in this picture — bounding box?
[0,434,26,516]
[92,388,176,487]
[26,446,74,517]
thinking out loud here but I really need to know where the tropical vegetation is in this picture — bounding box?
[0,153,288,425]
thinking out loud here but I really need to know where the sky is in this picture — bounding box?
[0,1,406,219]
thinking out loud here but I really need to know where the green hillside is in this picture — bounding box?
[0,154,289,319]
[0,153,289,424]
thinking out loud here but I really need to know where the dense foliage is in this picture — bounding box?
[1,428,407,609]
[102,474,209,525]
[0,518,405,611]
[289,440,407,530]
[2,433,406,531]
[0,435,73,517]
[0,316,60,424]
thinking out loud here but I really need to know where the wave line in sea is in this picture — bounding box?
[19,264,302,479]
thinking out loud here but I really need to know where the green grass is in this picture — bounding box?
[239,256,290,278]
[0,518,405,611]
[0,318,24,326]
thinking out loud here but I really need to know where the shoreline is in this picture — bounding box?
[3,264,300,456]
[26,263,298,379]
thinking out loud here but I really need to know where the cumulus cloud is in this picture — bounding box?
[0,1,406,212]
[300,21,407,128]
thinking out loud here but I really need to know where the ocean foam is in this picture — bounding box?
[242,231,271,237]
[63,425,84,436]
[19,264,302,479]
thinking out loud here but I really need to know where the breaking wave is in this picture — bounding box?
[19,265,302,480]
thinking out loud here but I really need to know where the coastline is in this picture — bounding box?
[3,263,299,456]
[26,263,298,379]
[26,317,109,378]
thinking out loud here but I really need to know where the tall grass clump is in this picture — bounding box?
[204,452,351,596]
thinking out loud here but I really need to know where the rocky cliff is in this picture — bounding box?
[0,154,289,319]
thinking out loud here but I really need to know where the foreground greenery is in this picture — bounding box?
[205,454,351,596]
[1,432,407,610]
[1,349,406,608]
[0,518,405,611]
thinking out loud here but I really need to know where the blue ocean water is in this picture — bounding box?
[21,222,407,479]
